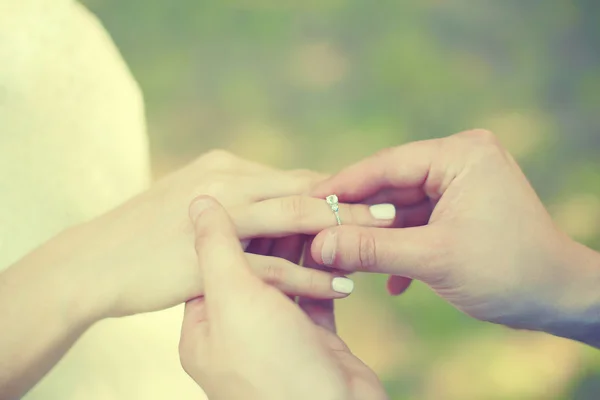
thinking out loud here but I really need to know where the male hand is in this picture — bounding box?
[310,130,600,345]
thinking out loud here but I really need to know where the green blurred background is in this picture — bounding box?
[82,0,600,398]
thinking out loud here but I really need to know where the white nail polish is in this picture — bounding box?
[369,203,396,220]
[332,277,354,294]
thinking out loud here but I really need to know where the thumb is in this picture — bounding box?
[180,196,262,376]
[310,225,448,282]
[189,195,260,300]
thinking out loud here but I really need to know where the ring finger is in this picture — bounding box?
[233,195,397,238]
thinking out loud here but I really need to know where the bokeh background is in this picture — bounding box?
[82,0,600,398]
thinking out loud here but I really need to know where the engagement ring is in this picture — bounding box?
[326,194,342,225]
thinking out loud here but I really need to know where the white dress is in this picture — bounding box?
[0,0,205,398]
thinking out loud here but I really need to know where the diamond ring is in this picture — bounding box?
[326,194,342,225]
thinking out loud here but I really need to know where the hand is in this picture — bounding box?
[66,150,394,320]
[310,130,600,343]
[179,196,388,400]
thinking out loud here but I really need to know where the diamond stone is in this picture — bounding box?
[326,194,338,205]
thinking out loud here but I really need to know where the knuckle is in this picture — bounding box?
[292,169,327,181]
[306,271,321,293]
[454,129,508,165]
[289,169,325,191]
[456,129,501,150]
[197,175,229,197]
[344,204,358,224]
[199,149,237,170]
[374,146,397,161]
[290,168,314,177]
[281,196,308,224]
[261,261,286,284]
[356,232,377,271]
[193,233,209,254]
[458,128,497,143]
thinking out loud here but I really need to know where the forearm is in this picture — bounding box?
[0,230,99,399]
[542,238,600,348]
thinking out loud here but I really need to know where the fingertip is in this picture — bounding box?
[190,197,257,295]
[387,275,412,296]
[309,175,336,198]
[331,276,354,295]
[189,196,238,244]
[369,203,396,221]
[189,195,220,223]
[188,196,242,267]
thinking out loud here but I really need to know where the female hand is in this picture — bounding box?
[66,150,395,320]
[179,196,389,400]
[309,130,600,345]
[0,150,395,398]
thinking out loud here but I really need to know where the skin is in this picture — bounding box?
[310,129,600,347]
[179,196,388,400]
[0,150,395,399]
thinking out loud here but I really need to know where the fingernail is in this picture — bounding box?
[240,239,250,250]
[332,277,354,294]
[321,230,337,266]
[369,203,396,220]
[189,197,213,221]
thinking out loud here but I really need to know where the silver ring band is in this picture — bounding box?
[326,194,342,226]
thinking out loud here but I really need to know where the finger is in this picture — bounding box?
[243,170,329,202]
[298,237,337,333]
[360,189,433,228]
[270,235,305,301]
[179,297,209,370]
[198,149,276,174]
[362,187,427,207]
[233,196,396,238]
[311,140,438,202]
[286,169,329,193]
[246,253,354,298]
[189,196,261,301]
[386,275,413,296]
[310,225,448,281]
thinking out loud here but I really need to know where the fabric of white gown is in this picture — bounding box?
[0,0,206,398]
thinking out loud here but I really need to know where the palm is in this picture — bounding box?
[315,328,388,400]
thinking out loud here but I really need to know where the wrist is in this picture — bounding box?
[539,236,600,347]
[38,224,112,327]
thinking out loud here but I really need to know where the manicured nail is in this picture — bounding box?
[189,198,213,221]
[240,239,250,250]
[321,230,337,266]
[332,277,354,294]
[369,203,396,220]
